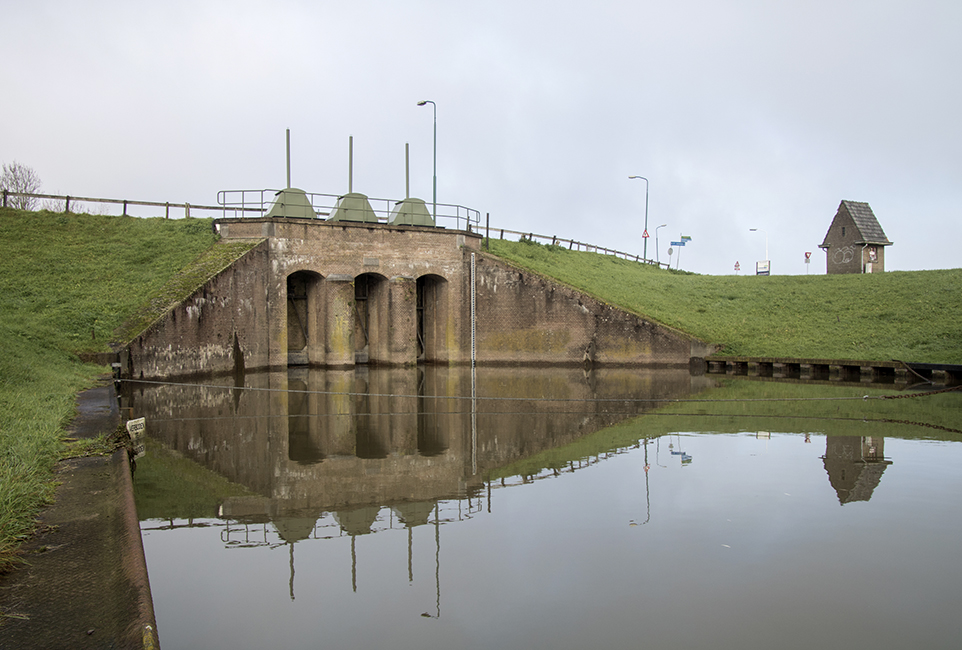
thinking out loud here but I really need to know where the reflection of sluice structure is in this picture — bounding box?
[129,366,706,601]
[126,366,705,518]
[822,436,893,504]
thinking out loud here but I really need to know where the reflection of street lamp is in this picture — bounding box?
[417,100,437,219]
[749,228,769,262]
[628,175,649,261]
[655,223,667,265]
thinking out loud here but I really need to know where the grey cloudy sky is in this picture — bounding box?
[4,0,960,274]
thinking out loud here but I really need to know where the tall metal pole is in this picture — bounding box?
[286,128,291,188]
[655,223,667,265]
[629,176,649,261]
[418,100,437,219]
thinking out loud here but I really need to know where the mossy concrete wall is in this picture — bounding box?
[123,218,709,379]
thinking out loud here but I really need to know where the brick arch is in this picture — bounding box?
[354,272,390,364]
[416,273,448,363]
[286,270,324,366]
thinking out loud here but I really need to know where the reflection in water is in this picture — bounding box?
[823,436,893,504]
[131,370,962,650]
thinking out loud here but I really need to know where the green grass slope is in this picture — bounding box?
[486,238,962,364]
[0,208,232,573]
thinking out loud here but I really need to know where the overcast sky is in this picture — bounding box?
[3,0,959,274]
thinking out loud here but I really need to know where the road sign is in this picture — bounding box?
[681,235,692,241]
[734,261,740,271]
[670,241,685,247]
[642,230,649,238]
[804,251,812,260]
[756,260,770,276]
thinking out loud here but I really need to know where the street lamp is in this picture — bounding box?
[417,100,437,219]
[655,223,667,265]
[628,175,649,261]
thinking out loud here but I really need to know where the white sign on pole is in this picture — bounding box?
[756,260,770,276]
[126,417,147,459]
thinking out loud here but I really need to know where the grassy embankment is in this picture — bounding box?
[0,208,257,574]
[486,238,962,364]
[2,211,960,571]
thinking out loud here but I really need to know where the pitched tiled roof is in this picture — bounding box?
[820,200,893,248]
[841,200,892,245]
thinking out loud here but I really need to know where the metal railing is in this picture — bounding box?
[216,189,481,231]
[2,189,660,267]
[484,224,668,268]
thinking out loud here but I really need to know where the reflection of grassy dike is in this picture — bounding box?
[488,380,962,481]
[0,208,959,573]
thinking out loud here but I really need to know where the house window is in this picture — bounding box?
[842,227,846,237]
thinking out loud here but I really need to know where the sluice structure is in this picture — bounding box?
[122,214,711,380]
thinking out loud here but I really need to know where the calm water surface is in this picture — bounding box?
[130,368,962,649]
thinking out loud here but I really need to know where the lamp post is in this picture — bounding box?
[417,100,437,219]
[628,175,649,261]
[655,223,667,265]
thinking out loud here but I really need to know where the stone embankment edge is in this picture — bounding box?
[0,382,159,649]
[115,441,160,649]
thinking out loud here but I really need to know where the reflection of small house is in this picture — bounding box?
[822,436,892,504]
[819,200,892,274]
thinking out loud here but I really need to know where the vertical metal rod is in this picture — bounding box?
[470,252,476,368]
[286,128,291,188]
[485,213,490,250]
[405,143,410,199]
[348,136,354,194]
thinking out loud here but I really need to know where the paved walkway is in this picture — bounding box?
[0,384,158,649]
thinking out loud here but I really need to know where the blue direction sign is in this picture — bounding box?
[670,241,686,247]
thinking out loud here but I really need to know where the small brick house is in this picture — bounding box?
[819,200,892,274]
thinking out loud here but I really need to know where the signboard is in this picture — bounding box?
[805,251,811,265]
[126,417,147,459]
[670,241,686,247]
[734,261,740,272]
[681,235,692,241]
[756,260,770,276]
[642,229,649,238]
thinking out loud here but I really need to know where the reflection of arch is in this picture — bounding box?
[416,274,447,363]
[287,271,324,366]
[354,273,388,364]
[417,367,447,456]
[353,374,389,459]
[287,377,324,464]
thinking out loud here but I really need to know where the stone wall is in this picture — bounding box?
[123,218,710,379]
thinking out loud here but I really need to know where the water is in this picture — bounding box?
[130,367,962,649]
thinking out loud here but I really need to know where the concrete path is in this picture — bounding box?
[0,384,158,649]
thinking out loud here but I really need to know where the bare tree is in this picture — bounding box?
[1,161,43,210]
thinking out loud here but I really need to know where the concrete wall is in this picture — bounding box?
[124,218,710,379]
[473,253,707,366]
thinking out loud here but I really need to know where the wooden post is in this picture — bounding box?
[165,202,169,219]
[65,196,71,213]
[186,203,191,219]
[123,200,128,216]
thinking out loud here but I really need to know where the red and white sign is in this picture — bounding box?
[804,251,812,260]
[642,230,650,238]
[734,261,740,271]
